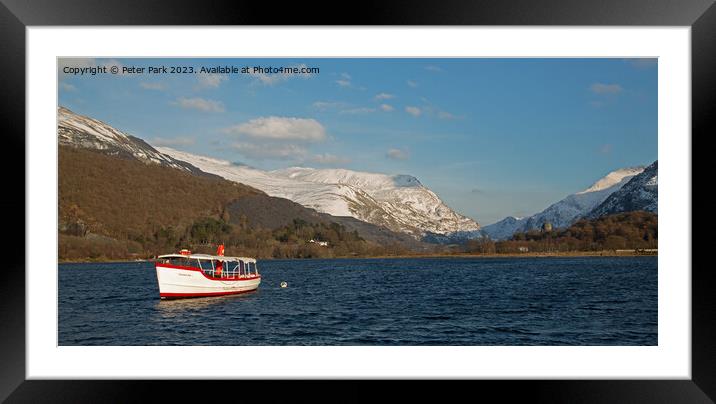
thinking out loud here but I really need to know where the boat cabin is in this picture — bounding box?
[157,253,259,279]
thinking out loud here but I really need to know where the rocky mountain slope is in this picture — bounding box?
[586,161,658,218]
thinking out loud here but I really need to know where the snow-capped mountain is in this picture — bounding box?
[587,160,658,218]
[482,166,645,240]
[58,107,206,176]
[157,147,481,238]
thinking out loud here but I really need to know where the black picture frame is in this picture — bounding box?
[2,0,712,402]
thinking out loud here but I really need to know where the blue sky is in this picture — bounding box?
[58,58,657,225]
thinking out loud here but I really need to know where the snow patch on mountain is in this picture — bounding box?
[577,167,644,194]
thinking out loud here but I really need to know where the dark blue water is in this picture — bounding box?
[59,257,657,345]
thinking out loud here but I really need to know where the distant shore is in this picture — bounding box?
[58,250,656,264]
[348,251,657,259]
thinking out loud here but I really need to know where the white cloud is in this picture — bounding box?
[380,104,394,112]
[172,97,225,113]
[310,153,350,165]
[333,73,366,90]
[425,65,443,72]
[590,83,623,94]
[437,110,457,120]
[312,101,347,111]
[314,101,379,114]
[230,143,348,164]
[340,107,376,114]
[336,72,353,87]
[59,82,77,92]
[405,106,422,117]
[374,92,395,100]
[223,116,331,162]
[231,142,308,160]
[149,136,195,147]
[414,98,461,119]
[140,82,166,91]
[223,116,327,142]
[196,73,228,89]
[251,72,291,86]
[386,148,409,160]
[252,73,285,86]
[430,108,461,120]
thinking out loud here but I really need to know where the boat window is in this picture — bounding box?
[196,259,217,276]
[166,257,198,267]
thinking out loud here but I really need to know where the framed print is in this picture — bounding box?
[3,0,713,402]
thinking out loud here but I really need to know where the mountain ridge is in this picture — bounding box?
[586,161,658,218]
[157,146,481,238]
[58,106,213,177]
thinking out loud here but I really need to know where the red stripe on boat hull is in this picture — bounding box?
[160,289,257,299]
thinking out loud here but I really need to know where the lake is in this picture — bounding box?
[58,256,657,345]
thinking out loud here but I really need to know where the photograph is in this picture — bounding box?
[57,57,658,346]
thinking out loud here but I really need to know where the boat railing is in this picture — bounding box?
[196,259,258,279]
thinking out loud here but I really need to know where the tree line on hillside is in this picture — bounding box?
[60,211,657,261]
[59,216,414,261]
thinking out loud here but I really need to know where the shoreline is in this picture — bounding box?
[58,250,657,264]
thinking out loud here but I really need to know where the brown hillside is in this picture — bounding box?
[59,146,263,240]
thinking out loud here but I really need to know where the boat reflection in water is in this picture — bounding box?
[153,290,258,319]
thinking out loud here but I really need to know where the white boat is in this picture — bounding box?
[155,247,260,299]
